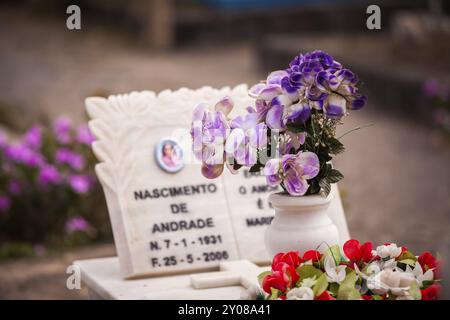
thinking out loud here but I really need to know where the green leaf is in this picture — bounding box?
[409,281,422,300]
[319,179,331,196]
[297,265,323,280]
[326,169,344,184]
[257,271,271,287]
[329,283,339,296]
[321,244,342,265]
[313,273,329,296]
[269,288,281,300]
[397,251,417,262]
[286,122,304,133]
[328,137,345,155]
[372,295,383,300]
[337,270,361,300]
[399,259,416,266]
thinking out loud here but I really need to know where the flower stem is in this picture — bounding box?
[337,123,374,139]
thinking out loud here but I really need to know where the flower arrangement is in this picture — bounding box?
[0,117,109,259]
[191,50,367,196]
[254,240,441,300]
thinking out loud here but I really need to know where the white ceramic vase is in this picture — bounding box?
[265,191,340,256]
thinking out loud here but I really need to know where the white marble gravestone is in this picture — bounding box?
[85,84,350,280]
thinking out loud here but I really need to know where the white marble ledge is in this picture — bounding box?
[74,257,270,300]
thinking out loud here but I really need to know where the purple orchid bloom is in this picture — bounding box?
[191,97,233,179]
[225,113,267,167]
[285,50,365,119]
[263,151,320,196]
[266,101,311,131]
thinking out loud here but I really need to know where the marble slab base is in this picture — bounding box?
[74,257,269,300]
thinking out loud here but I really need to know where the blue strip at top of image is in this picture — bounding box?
[201,0,358,10]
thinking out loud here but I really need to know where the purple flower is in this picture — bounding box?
[191,97,233,179]
[33,244,46,257]
[23,125,42,150]
[55,148,85,170]
[285,50,366,119]
[69,174,91,194]
[423,79,440,98]
[76,124,95,145]
[225,113,267,166]
[65,216,91,233]
[263,158,282,186]
[38,165,61,186]
[263,151,320,196]
[8,180,21,195]
[53,117,72,144]
[4,144,44,167]
[0,195,11,212]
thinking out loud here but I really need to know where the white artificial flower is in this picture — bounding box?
[286,287,314,300]
[300,277,317,288]
[366,262,381,275]
[381,258,397,270]
[396,295,414,300]
[373,243,402,259]
[403,263,434,288]
[367,269,415,296]
[324,255,346,284]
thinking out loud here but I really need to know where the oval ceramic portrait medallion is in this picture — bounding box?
[155,138,184,173]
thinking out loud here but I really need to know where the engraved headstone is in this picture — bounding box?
[86,85,350,279]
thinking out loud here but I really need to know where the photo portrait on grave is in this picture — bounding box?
[155,139,184,173]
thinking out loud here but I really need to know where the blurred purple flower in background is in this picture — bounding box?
[76,124,95,145]
[55,148,85,170]
[23,125,42,150]
[4,144,44,167]
[8,180,21,195]
[0,195,11,213]
[38,165,61,186]
[65,216,90,233]
[53,117,72,144]
[423,79,449,101]
[69,174,92,194]
[33,244,46,257]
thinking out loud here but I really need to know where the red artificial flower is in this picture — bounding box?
[362,295,373,300]
[315,291,335,300]
[272,251,301,269]
[302,250,322,263]
[418,251,440,277]
[343,239,374,266]
[421,283,441,300]
[262,271,287,294]
[272,262,300,286]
